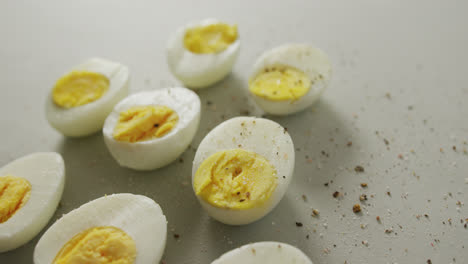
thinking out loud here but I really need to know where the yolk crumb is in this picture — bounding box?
[249,66,311,101]
[53,71,110,108]
[184,23,238,54]
[193,149,277,210]
[113,105,179,143]
[53,226,136,264]
[0,175,31,223]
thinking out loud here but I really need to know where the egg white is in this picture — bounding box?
[249,43,331,115]
[46,57,130,137]
[167,18,240,89]
[212,242,313,264]
[34,193,167,264]
[192,117,294,225]
[0,152,65,253]
[103,87,201,170]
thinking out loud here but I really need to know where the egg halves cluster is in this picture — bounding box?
[27,17,331,263]
[192,117,295,225]
[0,152,65,253]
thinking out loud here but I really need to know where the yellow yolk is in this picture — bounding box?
[193,149,277,210]
[53,226,136,264]
[249,66,311,101]
[0,175,31,223]
[113,105,179,143]
[52,71,110,108]
[184,23,238,54]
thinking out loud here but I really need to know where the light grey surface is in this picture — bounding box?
[1,0,467,263]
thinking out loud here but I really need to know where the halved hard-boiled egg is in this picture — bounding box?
[46,58,130,137]
[212,242,313,264]
[0,152,65,252]
[167,18,240,89]
[192,117,294,225]
[34,193,167,264]
[248,43,331,115]
[103,87,201,170]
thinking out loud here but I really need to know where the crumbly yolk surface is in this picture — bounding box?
[53,226,136,264]
[0,175,31,223]
[184,23,238,54]
[113,105,179,143]
[249,66,311,101]
[193,149,277,210]
[53,71,110,108]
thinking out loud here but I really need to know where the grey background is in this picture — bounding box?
[1,0,467,263]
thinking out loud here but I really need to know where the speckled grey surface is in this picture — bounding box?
[1,1,467,263]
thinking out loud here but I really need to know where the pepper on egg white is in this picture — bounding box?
[212,242,313,264]
[248,43,331,115]
[192,117,295,225]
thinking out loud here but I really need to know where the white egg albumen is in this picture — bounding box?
[46,58,130,137]
[192,117,294,225]
[0,152,65,253]
[167,18,240,89]
[103,87,201,170]
[34,193,167,264]
[212,242,313,264]
[249,43,331,115]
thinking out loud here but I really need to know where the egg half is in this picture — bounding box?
[167,18,240,89]
[34,193,167,264]
[0,152,65,252]
[103,87,201,170]
[192,117,294,225]
[46,58,130,137]
[248,43,331,115]
[212,242,313,264]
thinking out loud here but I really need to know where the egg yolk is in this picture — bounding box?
[193,149,277,210]
[249,66,311,101]
[113,105,179,143]
[52,71,110,108]
[0,175,31,223]
[184,23,238,54]
[53,226,136,264]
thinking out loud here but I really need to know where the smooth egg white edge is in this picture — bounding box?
[45,58,130,137]
[167,18,240,89]
[103,87,201,170]
[192,117,295,225]
[211,242,313,264]
[0,152,65,253]
[33,193,167,264]
[248,44,332,115]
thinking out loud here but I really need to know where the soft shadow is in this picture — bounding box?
[201,194,322,262]
[267,98,363,186]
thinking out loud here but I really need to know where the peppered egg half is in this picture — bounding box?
[103,87,201,170]
[46,58,129,137]
[0,152,65,252]
[167,18,240,89]
[192,117,294,225]
[248,43,331,115]
[212,242,313,264]
[34,193,167,264]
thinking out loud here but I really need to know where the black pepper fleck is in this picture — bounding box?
[355,165,365,172]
